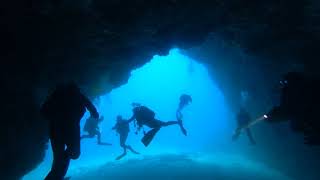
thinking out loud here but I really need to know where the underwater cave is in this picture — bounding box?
[24,49,300,180]
[2,1,320,180]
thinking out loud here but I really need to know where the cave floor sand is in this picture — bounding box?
[67,153,292,180]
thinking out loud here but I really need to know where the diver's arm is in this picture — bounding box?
[81,94,99,119]
[239,115,267,130]
[238,106,288,131]
[264,106,288,123]
[127,114,136,123]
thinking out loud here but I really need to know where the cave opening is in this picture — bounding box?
[24,49,290,180]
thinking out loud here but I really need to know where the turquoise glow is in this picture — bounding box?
[93,48,232,153]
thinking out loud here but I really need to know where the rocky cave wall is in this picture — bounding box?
[1,0,320,179]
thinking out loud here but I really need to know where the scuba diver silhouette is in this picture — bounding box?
[264,72,320,145]
[176,94,192,136]
[128,103,185,147]
[81,115,112,145]
[236,72,320,145]
[112,115,139,160]
[40,82,99,180]
[232,107,256,145]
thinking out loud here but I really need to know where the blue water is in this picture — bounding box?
[23,49,291,180]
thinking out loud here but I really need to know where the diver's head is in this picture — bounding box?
[131,102,141,108]
[179,94,192,106]
[281,72,304,88]
[116,115,122,122]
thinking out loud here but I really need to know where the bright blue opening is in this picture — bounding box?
[24,49,290,180]
[93,48,232,153]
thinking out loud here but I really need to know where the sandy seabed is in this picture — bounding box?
[65,153,292,180]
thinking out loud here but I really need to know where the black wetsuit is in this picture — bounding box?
[131,106,177,129]
[41,83,98,180]
[266,72,320,145]
[81,117,110,145]
[129,106,178,146]
[83,117,100,136]
[113,118,139,160]
[113,119,130,147]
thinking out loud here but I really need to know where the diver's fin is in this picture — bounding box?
[180,126,187,136]
[178,120,187,136]
[116,152,127,160]
[141,128,160,147]
[127,146,140,154]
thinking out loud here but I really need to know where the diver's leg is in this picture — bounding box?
[232,127,241,141]
[66,126,81,160]
[97,130,101,144]
[144,119,177,128]
[158,119,187,135]
[80,134,94,139]
[127,145,140,154]
[120,132,128,148]
[141,119,172,146]
[177,119,187,136]
[121,132,139,154]
[162,121,179,126]
[116,147,127,160]
[246,128,256,145]
[116,134,128,160]
[45,135,69,180]
[96,130,112,145]
[59,152,70,179]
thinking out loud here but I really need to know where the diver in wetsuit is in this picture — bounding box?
[40,82,99,180]
[232,107,256,145]
[264,72,320,145]
[237,72,320,145]
[176,94,192,136]
[128,103,184,147]
[112,115,139,160]
[81,116,111,145]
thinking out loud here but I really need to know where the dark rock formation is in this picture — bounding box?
[1,0,320,179]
